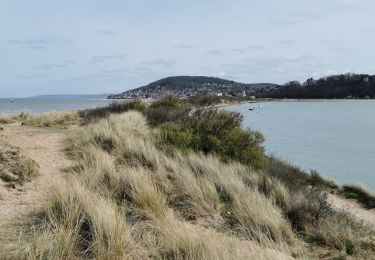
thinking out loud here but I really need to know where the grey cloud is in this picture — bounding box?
[93,30,116,35]
[269,11,325,27]
[206,49,224,56]
[333,0,371,11]
[206,48,250,56]
[171,44,195,50]
[34,63,67,70]
[221,55,328,80]
[7,36,49,49]
[15,73,52,79]
[330,47,353,54]
[246,44,266,50]
[272,2,370,27]
[90,54,127,63]
[228,48,247,53]
[143,59,177,68]
[279,39,296,45]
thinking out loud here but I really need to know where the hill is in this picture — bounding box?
[108,76,279,99]
[257,73,375,99]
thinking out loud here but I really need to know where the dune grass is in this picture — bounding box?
[3,104,375,259]
[6,112,304,259]
[13,111,80,128]
[0,116,15,124]
[0,144,39,185]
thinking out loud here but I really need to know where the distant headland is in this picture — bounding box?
[109,73,375,100]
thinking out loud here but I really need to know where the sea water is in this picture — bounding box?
[225,100,375,191]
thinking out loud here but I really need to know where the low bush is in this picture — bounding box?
[145,96,191,126]
[341,185,375,209]
[156,109,266,170]
[187,95,223,107]
[265,156,338,190]
[157,122,193,151]
[79,99,147,123]
[0,169,14,182]
[287,189,332,232]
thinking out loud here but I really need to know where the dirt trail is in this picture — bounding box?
[327,194,375,228]
[0,123,72,229]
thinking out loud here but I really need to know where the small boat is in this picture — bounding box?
[258,105,262,108]
[10,98,14,103]
[249,106,256,111]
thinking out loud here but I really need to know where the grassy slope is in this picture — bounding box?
[43,112,298,259]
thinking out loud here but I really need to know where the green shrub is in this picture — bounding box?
[187,95,223,107]
[341,185,375,209]
[156,109,265,170]
[145,96,191,126]
[0,170,13,182]
[157,122,193,151]
[189,111,265,169]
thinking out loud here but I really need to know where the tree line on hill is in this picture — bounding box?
[257,73,375,99]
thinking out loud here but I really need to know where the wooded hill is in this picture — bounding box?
[257,74,375,99]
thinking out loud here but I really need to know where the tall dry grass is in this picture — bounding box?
[5,112,302,259]
[12,111,80,128]
[0,145,39,184]
[5,111,374,259]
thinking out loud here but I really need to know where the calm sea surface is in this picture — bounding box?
[0,98,111,116]
[225,101,375,191]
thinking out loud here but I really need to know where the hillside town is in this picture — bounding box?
[108,76,278,99]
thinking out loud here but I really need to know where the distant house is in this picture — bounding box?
[249,95,256,100]
[242,91,246,98]
[365,95,371,99]
[217,92,223,97]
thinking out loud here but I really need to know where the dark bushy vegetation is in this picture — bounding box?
[150,97,265,169]
[341,185,375,209]
[265,156,338,191]
[79,99,146,123]
[187,95,250,108]
[187,95,223,107]
[145,97,191,126]
[258,73,375,99]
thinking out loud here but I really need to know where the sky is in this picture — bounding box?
[1,0,375,97]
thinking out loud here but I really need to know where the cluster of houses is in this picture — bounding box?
[109,86,257,100]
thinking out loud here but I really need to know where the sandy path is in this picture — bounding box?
[327,194,375,228]
[0,123,72,229]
